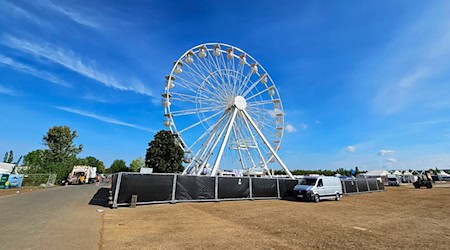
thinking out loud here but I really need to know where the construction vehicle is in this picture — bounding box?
[67,166,97,184]
[413,171,433,189]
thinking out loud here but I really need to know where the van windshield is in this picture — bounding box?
[388,178,397,181]
[298,178,317,186]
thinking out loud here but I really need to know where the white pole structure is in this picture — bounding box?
[242,109,295,180]
[240,111,273,178]
[211,108,238,176]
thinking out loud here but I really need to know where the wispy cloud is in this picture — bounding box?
[2,35,153,96]
[346,146,356,153]
[55,106,156,133]
[361,2,450,115]
[285,124,297,133]
[378,149,395,156]
[0,1,44,25]
[0,54,70,87]
[413,120,450,126]
[81,92,109,103]
[39,0,98,28]
[0,85,19,96]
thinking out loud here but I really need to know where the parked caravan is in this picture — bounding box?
[387,174,401,186]
[293,176,343,202]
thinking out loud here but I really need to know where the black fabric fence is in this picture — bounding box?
[110,173,385,208]
[341,179,384,194]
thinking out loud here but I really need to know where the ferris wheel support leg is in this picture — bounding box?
[211,108,238,176]
[240,112,272,178]
[242,110,295,180]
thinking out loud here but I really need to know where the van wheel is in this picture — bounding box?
[335,193,340,201]
[314,194,320,203]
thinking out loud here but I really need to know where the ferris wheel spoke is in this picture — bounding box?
[241,76,264,97]
[191,52,230,96]
[246,88,272,101]
[205,49,228,87]
[171,105,225,116]
[178,110,223,134]
[176,74,223,101]
[236,71,253,96]
[171,92,222,105]
[247,99,276,106]
[182,61,224,96]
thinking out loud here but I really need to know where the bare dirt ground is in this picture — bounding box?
[101,185,450,250]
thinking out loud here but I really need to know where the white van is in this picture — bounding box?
[293,176,343,202]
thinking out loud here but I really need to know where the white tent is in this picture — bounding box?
[0,162,15,174]
[393,170,403,176]
[362,170,390,177]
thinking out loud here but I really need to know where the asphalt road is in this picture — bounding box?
[0,185,105,250]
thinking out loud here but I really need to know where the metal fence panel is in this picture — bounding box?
[251,178,278,198]
[117,173,173,204]
[176,175,215,200]
[218,177,250,199]
[278,179,298,199]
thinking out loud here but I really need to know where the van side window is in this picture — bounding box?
[317,179,323,187]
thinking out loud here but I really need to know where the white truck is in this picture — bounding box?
[293,176,343,202]
[67,165,97,184]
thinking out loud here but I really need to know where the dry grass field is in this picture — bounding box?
[100,185,450,250]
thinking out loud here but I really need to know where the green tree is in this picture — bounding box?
[110,159,128,173]
[130,157,144,172]
[145,130,184,173]
[23,149,47,168]
[77,156,106,173]
[3,152,7,162]
[43,126,83,163]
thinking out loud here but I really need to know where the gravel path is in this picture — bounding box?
[0,185,104,250]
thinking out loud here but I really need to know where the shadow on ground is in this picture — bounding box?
[89,187,110,207]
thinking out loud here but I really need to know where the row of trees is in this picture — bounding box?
[22,126,106,182]
[19,126,159,182]
[109,157,145,173]
[13,126,368,182]
[274,167,361,176]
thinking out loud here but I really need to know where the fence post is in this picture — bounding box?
[276,178,280,199]
[355,180,360,193]
[112,172,123,209]
[171,174,177,203]
[249,177,253,200]
[366,179,371,192]
[215,176,218,201]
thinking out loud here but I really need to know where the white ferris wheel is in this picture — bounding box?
[162,43,294,179]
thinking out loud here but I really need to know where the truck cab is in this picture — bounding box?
[293,176,343,202]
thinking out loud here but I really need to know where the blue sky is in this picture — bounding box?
[1,0,449,170]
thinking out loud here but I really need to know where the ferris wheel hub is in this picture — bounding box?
[233,96,247,110]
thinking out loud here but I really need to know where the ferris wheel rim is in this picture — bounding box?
[163,42,286,169]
